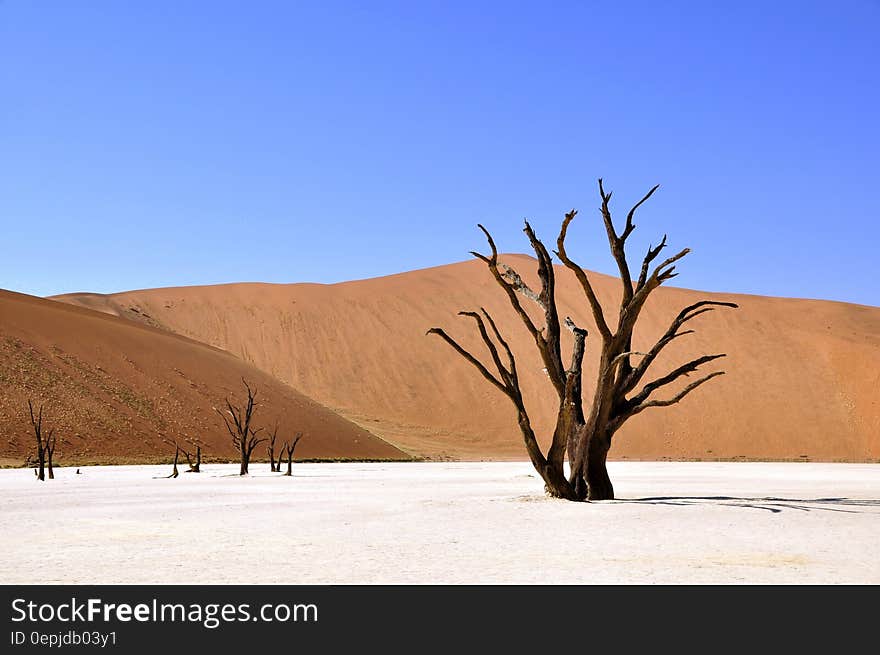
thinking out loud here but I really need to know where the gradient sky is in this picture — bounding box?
[1,1,878,305]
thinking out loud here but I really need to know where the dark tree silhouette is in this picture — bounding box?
[217,379,266,476]
[429,180,737,501]
[27,400,52,482]
[45,431,57,479]
[179,441,202,473]
[267,423,280,472]
[282,433,303,476]
[163,440,180,478]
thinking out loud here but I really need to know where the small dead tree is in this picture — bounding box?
[163,440,180,478]
[27,400,51,482]
[267,423,279,472]
[429,180,737,501]
[179,440,202,473]
[282,433,303,476]
[45,431,57,479]
[217,379,266,476]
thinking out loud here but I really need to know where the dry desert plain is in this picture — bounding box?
[1,461,878,584]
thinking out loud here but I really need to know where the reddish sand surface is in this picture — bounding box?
[0,290,408,464]
[52,256,880,462]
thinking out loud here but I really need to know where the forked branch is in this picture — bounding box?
[628,371,726,418]
[555,209,612,340]
[619,300,738,395]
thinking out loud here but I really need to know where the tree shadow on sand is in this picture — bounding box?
[624,497,880,514]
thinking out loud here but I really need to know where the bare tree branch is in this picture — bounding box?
[623,184,660,241]
[619,300,738,396]
[628,354,727,409]
[480,308,519,388]
[597,178,635,305]
[523,220,565,391]
[426,327,509,396]
[652,248,691,284]
[637,234,667,291]
[459,311,511,386]
[628,371,726,418]
[555,209,612,341]
[428,311,550,480]
[500,264,542,307]
[471,224,542,343]
[472,223,567,398]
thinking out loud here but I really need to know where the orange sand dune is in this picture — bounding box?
[54,256,880,462]
[0,290,408,464]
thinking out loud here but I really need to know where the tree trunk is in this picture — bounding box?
[541,463,580,500]
[284,452,292,476]
[514,411,576,500]
[36,449,45,482]
[169,448,179,479]
[585,432,613,500]
[47,454,54,480]
[240,453,248,476]
[184,445,201,472]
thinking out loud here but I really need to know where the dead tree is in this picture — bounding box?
[45,431,57,479]
[282,433,303,476]
[163,440,180,478]
[27,400,51,482]
[267,423,279,472]
[217,379,266,476]
[429,180,737,501]
[179,441,202,473]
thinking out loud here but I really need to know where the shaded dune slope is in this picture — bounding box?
[0,290,408,464]
[54,257,880,461]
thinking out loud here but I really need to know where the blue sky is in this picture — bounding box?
[1,1,878,305]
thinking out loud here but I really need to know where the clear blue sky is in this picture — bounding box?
[1,1,878,305]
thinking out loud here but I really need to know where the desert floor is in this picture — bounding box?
[1,461,878,584]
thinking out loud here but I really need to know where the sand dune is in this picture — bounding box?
[53,256,880,462]
[0,290,408,464]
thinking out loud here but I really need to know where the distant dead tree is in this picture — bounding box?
[217,379,266,476]
[27,400,52,482]
[179,440,203,473]
[45,431,57,479]
[282,433,303,476]
[429,180,737,500]
[267,423,280,472]
[163,440,180,478]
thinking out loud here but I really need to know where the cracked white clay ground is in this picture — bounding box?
[1,461,878,584]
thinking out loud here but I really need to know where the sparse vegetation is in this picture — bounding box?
[282,433,303,476]
[27,400,55,481]
[267,423,280,472]
[217,379,266,476]
[179,441,202,473]
[160,440,181,478]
